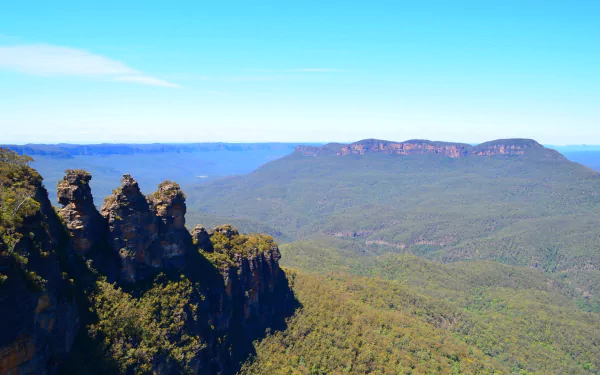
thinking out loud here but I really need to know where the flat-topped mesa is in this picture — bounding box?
[471,138,550,156]
[338,139,471,158]
[56,169,105,255]
[101,175,159,283]
[294,143,344,157]
[295,138,563,159]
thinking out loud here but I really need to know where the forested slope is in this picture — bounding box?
[241,260,600,374]
[188,139,600,274]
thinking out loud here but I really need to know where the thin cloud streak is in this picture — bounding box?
[226,76,284,82]
[203,90,228,96]
[0,44,180,87]
[245,68,355,73]
[114,75,181,88]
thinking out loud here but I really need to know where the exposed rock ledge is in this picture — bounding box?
[295,138,565,159]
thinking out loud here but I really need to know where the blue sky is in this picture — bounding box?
[1,1,598,144]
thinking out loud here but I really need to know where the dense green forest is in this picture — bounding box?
[241,263,600,374]
[187,148,600,274]
[186,143,600,374]
[0,149,46,287]
[278,237,600,312]
[3,145,600,374]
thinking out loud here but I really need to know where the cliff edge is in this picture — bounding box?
[0,148,296,375]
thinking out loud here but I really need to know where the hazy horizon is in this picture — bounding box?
[4,140,600,148]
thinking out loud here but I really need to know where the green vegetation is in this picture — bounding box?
[242,271,506,375]
[4,144,599,374]
[0,148,46,288]
[185,148,600,374]
[152,180,186,200]
[0,148,42,253]
[61,225,288,375]
[210,225,277,257]
[89,275,206,375]
[241,263,600,374]
[187,151,600,291]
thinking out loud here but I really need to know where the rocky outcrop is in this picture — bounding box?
[294,143,344,157]
[295,138,563,159]
[0,185,78,375]
[148,181,192,269]
[203,225,292,360]
[232,244,283,323]
[100,177,194,283]
[337,139,471,158]
[100,175,159,283]
[56,170,106,255]
[470,139,565,159]
[2,164,295,375]
[191,225,213,252]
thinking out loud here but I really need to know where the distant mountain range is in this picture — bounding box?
[4,140,599,169]
[186,138,600,300]
[1,142,314,158]
[1,143,311,204]
[295,138,564,158]
[2,140,600,374]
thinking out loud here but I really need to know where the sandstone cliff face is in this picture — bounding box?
[296,138,560,159]
[57,170,106,255]
[148,181,191,269]
[100,175,159,283]
[469,139,565,159]
[2,167,294,375]
[337,139,471,158]
[0,185,78,375]
[191,225,213,252]
[199,225,292,373]
[208,225,284,325]
[232,245,283,323]
[99,177,194,283]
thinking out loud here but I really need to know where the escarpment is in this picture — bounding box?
[1,153,295,375]
[206,225,287,335]
[338,139,471,158]
[0,159,78,375]
[295,138,565,159]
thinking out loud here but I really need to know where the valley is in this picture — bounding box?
[187,139,600,276]
[1,140,600,374]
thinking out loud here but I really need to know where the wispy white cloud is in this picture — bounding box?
[114,75,181,88]
[203,90,228,96]
[226,76,284,82]
[291,68,354,72]
[0,44,180,87]
[245,68,355,73]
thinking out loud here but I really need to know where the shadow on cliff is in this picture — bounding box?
[181,246,301,375]
[51,202,123,375]
[225,268,300,375]
[51,227,300,375]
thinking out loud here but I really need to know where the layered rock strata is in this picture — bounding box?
[56,170,106,255]
[295,138,565,160]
